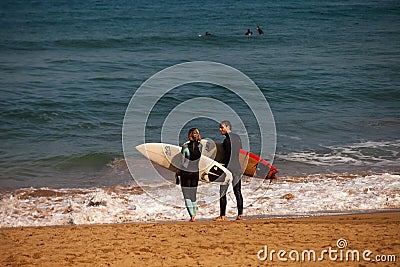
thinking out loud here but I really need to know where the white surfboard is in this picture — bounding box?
[135,143,232,184]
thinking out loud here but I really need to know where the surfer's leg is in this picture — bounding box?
[189,173,199,202]
[191,175,199,217]
[182,190,193,217]
[185,199,195,217]
[187,185,197,217]
[213,184,228,221]
[192,201,197,217]
[180,175,190,199]
[183,173,198,220]
[232,175,243,216]
[219,184,228,216]
[181,173,195,218]
[185,188,196,213]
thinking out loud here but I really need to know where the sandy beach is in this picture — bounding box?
[1,211,399,266]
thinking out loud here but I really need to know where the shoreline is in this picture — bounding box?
[2,172,399,228]
[2,211,399,266]
[2,207,400,230]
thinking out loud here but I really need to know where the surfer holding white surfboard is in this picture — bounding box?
[176,128,202,222]
[213,121,244,222]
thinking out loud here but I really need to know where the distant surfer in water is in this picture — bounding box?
[256,25,264,35]
[214,121,244,221]
[245,29,253,36]
[176,128,202,222]
[198,31,212,38]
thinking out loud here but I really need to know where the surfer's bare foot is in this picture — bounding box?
[190,216,195,222]
[236,215,243,220]
[213,216,226,222]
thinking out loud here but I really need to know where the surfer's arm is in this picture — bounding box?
[181,142,190,158]
[180,143,190,170]
[222,138,231,166]
[182,148,190,158]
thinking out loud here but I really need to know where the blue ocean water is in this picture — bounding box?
[1,0,399,190]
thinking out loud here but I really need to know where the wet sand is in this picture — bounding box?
[1,212,399,266]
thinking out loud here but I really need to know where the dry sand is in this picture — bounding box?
[1,212,399,266]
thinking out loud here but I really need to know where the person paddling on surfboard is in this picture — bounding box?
[213,121,244,221]
[176,128,202,222]
[256,25,264,35]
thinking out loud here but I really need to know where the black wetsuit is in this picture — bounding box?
[180,141,201,208]
[220,132,243,216]
[222,132,242,173]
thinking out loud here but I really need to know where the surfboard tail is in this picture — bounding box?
[252,157,279,181]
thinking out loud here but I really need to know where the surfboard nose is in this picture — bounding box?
[135,144,146,156]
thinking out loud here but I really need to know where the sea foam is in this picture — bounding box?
[1,173,399,228]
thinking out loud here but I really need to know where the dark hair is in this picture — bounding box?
[188,128,201,141]
[220,120,231,130]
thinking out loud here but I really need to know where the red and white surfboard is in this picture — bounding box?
[201,139,278,180]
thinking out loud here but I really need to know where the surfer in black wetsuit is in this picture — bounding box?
[176,128,202,222]
[245,29,253,36]
[213,121,244,221]
[256,25,264,35]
